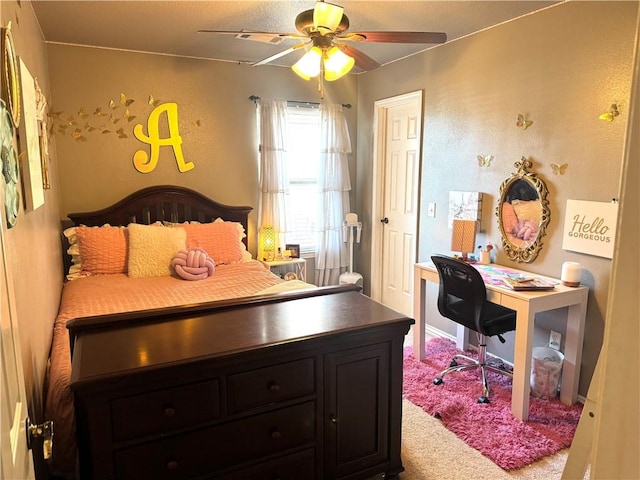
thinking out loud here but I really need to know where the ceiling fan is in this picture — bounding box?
[199,1,446,84]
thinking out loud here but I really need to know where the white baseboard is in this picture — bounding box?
[424,324,457,343]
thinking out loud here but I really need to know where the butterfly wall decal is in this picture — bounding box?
[477,155,493,167]
[71,129,87,142]
[120,93,135,107]
[123,108,136,122]
[516,114,533,130]
[551,163,568,175]
[599,104,619,122]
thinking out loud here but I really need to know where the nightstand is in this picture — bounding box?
[261,258,306,282]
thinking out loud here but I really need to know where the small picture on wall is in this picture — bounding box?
[286,244,300,258]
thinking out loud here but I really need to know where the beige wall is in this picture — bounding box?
[356,1,638,397]
[46,45,358,254]
[1,1,64,425]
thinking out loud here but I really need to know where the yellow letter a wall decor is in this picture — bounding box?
[133,102,194,173]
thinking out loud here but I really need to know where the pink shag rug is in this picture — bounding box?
[403,337,583,470]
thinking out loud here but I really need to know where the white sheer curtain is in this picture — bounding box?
[257,99,289,255]
[315,103,352,286]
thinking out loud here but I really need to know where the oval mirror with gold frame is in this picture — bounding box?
[496,157,550,263]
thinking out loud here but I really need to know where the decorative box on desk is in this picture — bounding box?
[261,257,306,282]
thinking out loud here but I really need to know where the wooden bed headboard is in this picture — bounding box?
[66,185,253,246]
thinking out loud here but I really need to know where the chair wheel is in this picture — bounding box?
[477,396,490,404]
[449,359,458,367]
[433,377,443,385]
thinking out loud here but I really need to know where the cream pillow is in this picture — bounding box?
[512,199,542,223]
[128,223,186,278]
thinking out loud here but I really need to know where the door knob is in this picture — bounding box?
[380,217,389,224]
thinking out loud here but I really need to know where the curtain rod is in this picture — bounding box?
[249,95,351,109]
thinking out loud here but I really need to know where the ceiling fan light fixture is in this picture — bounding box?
[313,1,344,34]
[292,46,322,80]
[323,46,354,81]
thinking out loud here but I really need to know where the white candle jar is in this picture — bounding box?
[561,261,581,287]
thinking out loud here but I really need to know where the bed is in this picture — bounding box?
[45,185,330,478]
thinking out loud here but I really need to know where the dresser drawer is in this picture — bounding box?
[114,401,316,479]
[110,380,221,442]
[215,448,315,480]
[227,358,315,414]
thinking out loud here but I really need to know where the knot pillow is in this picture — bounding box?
[172,248,215,281]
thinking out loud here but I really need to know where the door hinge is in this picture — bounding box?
[26,418,53,460]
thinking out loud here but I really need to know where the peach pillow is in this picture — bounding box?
[77,225,129,275]
[501,202,518,235]
[181,221,246,265]
[128,224,187,278]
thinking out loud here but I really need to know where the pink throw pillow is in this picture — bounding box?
[77,225,129,274]
[172,248,215,280]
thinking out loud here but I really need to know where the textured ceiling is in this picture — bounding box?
[31,1,561,72]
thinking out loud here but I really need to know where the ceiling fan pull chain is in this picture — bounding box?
[319,61,325,99]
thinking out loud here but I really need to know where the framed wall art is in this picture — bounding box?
[18,57,44,211]
[34,78,50,189]
[1,23,20,128]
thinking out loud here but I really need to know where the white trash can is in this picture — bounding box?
[530,346,564,400]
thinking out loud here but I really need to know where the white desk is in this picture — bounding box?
[413,261,588,421]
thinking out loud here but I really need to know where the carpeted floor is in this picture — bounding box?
[402,337,582,472]
[398,399,575,480]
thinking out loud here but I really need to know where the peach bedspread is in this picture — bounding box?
[46,261,312,478]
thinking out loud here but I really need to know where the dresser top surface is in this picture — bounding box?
[70,290,412,386]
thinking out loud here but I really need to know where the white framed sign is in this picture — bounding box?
[562,200,618,259]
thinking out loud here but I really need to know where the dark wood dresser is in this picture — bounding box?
[70,289,413,480]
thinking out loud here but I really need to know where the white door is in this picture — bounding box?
[371,91,423,317]
[0,193,34,478]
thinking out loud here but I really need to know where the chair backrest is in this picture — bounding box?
[430,255,487,334]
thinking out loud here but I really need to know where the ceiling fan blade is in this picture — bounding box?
[342,31,447,44]
[198,29,306,40]
[339,44,380,71]
[252,43,309,67]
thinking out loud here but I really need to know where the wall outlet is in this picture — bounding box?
[427,203,436,217]
[549,330,561,350]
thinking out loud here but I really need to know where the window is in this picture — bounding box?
[284,107,321,254]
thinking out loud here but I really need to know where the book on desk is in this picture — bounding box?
[501,276,556,291]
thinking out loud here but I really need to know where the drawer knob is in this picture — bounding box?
[330,415,338,424]
[270,429,282,440]
[166,459,179,471]
[268,382,281,393]
[163,406,176,417]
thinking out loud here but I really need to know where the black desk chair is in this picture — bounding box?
[430,255,517,403]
